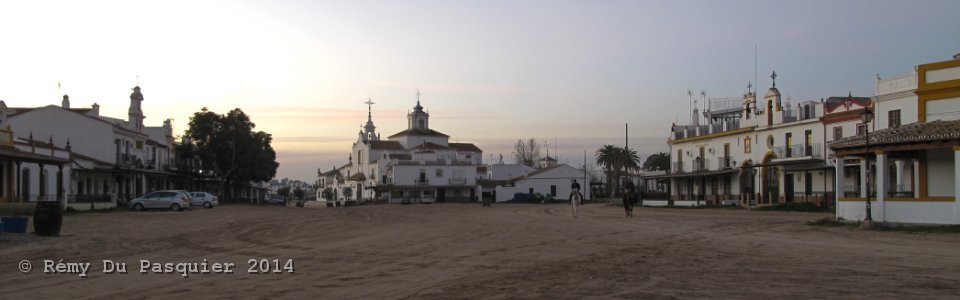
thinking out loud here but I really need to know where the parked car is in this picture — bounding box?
[265,194,286,205]
[190,192,219,208]
[419,196,435,204]
[128,190,192,211]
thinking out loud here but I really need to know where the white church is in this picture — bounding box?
[319,93,485,203]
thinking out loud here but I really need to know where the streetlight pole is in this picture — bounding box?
[860,105,874,228]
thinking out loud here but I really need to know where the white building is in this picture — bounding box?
[322,95,484,203]
[646,73,838,207]
[491,164,590,202]
[7,87,181,207]
[0,100,74,213]
[830,54,960,224]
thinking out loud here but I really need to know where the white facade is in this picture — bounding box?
[655,76,838,207]
[493,164,589,202]
[7,88,181,207]
[832,54,960,225]
[322,96,484,203]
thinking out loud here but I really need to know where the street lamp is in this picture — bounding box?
[860,106,874,227]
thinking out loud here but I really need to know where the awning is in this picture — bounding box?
[763,158,826,167]
[781,162,832,172]
[641,168,738,180]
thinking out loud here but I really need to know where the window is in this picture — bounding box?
[888,109,901,128]
[136,140,144,150]
[833,127,843,140]
[744,137,752,153]
[550,185,557,197]
[418,119,425,129]
[785,133,793,157]
[435,169,443,177]
[856,123,867,136]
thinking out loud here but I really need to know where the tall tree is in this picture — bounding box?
[596,145,619,197]
[277,186,291,199]
[513,138,542,167]
[596,145,641,197]
[185,108,279,201]
[293,187,305,200]
[643,152,671,171]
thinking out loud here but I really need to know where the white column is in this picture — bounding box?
[894,160,905,193]
[860,158,868,198]
[835,158,845,219]
[954,147,960,224]
[875,151,887,222]
[913,159,921,198]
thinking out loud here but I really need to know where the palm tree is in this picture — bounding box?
[596,145,641,197]
[596,145,619,197]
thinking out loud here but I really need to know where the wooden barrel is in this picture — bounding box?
[33,201,63,237]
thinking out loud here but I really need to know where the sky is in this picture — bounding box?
[1,0,959,181]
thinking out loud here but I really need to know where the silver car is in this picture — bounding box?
[128,190,192,211]
[190,192,219,208]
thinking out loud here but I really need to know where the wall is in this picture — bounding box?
[9,107,114,163]
[925,97,960,122]
[392,164,478,186]
[875,95,918,129]
[926,148,955,197]
[884,202,957,225]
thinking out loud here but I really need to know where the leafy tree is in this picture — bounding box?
[277,186,291,199]
[322,188,333,200]
[513,138,542,167]
[185,108,279,200]
[293,187,305,200]
[643,152,671,171]
[342,187,353,200]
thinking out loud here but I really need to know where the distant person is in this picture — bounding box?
[623,180,636,218]
[570,179,583,218]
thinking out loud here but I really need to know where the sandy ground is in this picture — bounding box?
[1,203,960,299]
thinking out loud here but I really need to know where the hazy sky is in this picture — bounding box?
[1,0,959,181]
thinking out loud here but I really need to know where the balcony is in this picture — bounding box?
[415,179,429,185]
[692,159,710,172]
[672,162,684,173]
[773,143,822,159]
[717,156,732,169]
[671,119,743,141]
[448,177,467,185]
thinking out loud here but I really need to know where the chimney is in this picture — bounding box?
[91,103,100,116]
[62,95,70,109]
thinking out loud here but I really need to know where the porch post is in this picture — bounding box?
[15,161,21,202]
[860,158,868,198]
[835,157,845,220]
[875,151,887,222]
[913,159,921,198]
[57,164,64,204]
[954,146,960,224]
[894,160,905,193]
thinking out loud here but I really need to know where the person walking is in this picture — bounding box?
[570,179,583,218]
[623,180,636,218]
